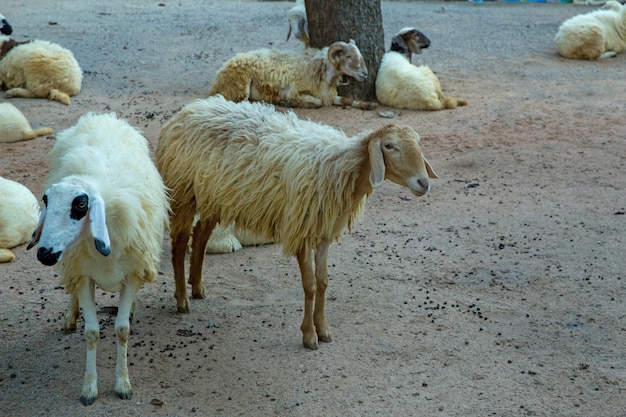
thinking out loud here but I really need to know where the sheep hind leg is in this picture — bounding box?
[63,294,80,333]
[77,280,99,406]
[114,278,141,401]
[314,240,332,343]
[333,95,377,111]
[48,89,71,105]
[171,208,195,313]
[189,217,219,300]
[297,247,318,349]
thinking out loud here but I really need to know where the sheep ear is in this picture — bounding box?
[27,205,46,250]
[424,156,439,179]
[89,194,111,256]
[369,139,385,188]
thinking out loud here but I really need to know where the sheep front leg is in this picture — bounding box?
[77,280,99,406]
[296,248,318,349]
[314,240,332,343]
[114,278,141,400]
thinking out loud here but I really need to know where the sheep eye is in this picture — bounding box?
[70,194,89,220]
[384,143,395,150]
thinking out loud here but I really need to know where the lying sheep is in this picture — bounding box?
[0,34,82,105]
[554,0,626,60]
[376,27,467,111]
[156,95,438,350]
[208,39,376,110]
[286,0,309,47]
[0,176,39,263]
[0,103,54,143]
[0,13,11,35]
[28,112,169,405]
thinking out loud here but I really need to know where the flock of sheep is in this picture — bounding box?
[0,1,625,406]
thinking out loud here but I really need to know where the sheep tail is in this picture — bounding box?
[443,96,468,109]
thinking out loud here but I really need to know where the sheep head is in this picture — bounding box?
[0,14,11,36]
[28,176,111,266]
[368,125,438,196]
[328,39,368,82]
[390,27,431,61]
[286,7,309,47]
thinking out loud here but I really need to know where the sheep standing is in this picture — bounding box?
[286,0,309,47]
[0,103,54,142]
[28,112,169,405]
[0,13,11,35]
[376,27,467,111]
[0,176,39,263]
[208,40,376,110]
[156,95,438,350]
[0,34,82,105]
[554,1,626,60]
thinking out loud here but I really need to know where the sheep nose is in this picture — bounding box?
[37,247,62,266]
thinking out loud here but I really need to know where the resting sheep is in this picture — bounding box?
[0,103,54,143]
[156,95,438,350]
[554,0,626,60]
[0,34,82,105]
[27,112,169,405]
[0,176,39,263]
[376,27,467,111]
[286,0,309,47]
[0,13,11,35]
[208,39,376,110]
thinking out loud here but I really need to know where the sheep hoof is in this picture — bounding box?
[80,393,97,406]
[176,300,190,314]
[303,335,319,350]
[191,286,205,300]
[317,332,332,344]
[117,388,133,400]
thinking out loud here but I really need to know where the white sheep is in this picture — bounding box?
[156,95,438,350]
[286,0,309,47]
[0,13,12,35]
[376,27,467,111]
[207,39,377,110]
[554,0,626,60]
[27,112,169,405]
[0,103,54,143]
[0,34,82,105]
[0,176,39,263]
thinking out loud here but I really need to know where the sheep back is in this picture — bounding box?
[0,176,39,249]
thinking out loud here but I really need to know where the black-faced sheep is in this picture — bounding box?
[376,27,467,111]
[0,176,39,263]
[156,95,438,350]
[207,40,377,110]
[0,34,82,105]
[554,1,626,60]
[0,103,54,142]
[28,112,169,405]
[0,13,11,35]
[286,0,309,47]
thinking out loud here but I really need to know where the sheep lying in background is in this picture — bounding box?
[0,13,11,35]
[208,40,376,110]
[0,34,82,105]
[376,27,467,111]
[156,95,437,349]
[554,0,626,60]
[286,0,309,47]
[0,176,39,263]
[0,103,54,142]
[28,113,169,405]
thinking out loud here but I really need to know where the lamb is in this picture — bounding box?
[0,13,11,35]
[554,0,626,60]
[27,112,169,405]
[286,0,309,47]
[0,176,39,263]
[0,34,82,105]
[156,95,438,350]
[0,103,54,143]
[376,27,467,111]
[207,39,377,110]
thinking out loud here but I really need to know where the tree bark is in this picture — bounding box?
[305,0,384,102]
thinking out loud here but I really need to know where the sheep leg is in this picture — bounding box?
[77,280,99,406]
[63,294,80,333]
[314,240,332,343]
[114,278,141,401]
[296,247,318,349]
[171,210,194,313]
[333,95,377,111]
[189,218,218,299]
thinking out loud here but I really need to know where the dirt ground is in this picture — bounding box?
[1,1,625,416]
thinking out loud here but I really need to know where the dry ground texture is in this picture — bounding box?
[1,1,625,416]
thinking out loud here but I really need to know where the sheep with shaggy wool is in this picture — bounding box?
[555,1,626,60]
[376,27,467,111]
[0,13,11,35]
[0,34,82,105]
[208,39,376,110]
[28,112,169,405]
[156,95,438,350]
[286,0,309,47]
[0,103,54,142]
[0,176,39,263]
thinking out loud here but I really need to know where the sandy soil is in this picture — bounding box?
[1,1,625,416]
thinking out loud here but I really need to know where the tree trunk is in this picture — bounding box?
[305,0,384,102]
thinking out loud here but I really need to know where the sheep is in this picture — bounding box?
[0,103,54,143]
[554,0,626,60]
[207,39,377,110]
[155,95,438,350]
[0,176,39,263]
[286,0,309,47]
[27,112,169,405]
[0,13,11,35]
[376,27,467,111]
[0,34,82,105]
